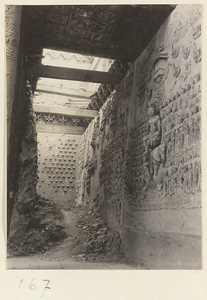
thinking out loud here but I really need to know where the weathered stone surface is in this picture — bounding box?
[75,5,202,269]
[6,6,28,235]
[6,5,22,157]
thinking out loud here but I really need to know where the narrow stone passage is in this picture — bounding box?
[6,5,202,270]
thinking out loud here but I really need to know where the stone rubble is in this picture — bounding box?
[8,195,127,265]
[71,200,126,263]
[8,196,67,256]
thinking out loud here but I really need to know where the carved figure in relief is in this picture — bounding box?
[166,136,173,160]
[183,165,190,194]
[173,20,183,40]
[188,118,195,146]
[143,152,150,181]
[172,44,179,58]
[163,169,169,197]
[177,166,184,189]
[157,182,163,197]
[194,114,200,143]
[143,104,161,153]
[193,43,201,63]
[143,104,167,180]
[182,46,191,60]
[182,61,191,81]
[173,166,178,190]
[146,87,152,101]
[177,126,185,151]
[147,142,166,180]
[156,173,164,197]
[168,167,175,196]
[192,24,201,40]
[194,162,201,193]
[173,128,179,153]
[172,63,181,78]
[194,73,201,85]
[188,163,194,194]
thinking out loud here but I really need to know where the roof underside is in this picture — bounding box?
[23,5,175,62]
[23,5,176,117]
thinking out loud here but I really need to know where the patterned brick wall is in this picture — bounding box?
[37,133,81,207]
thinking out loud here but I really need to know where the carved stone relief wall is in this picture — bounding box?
[87,60,128,111]
[76,5,201,241]
[98,75,133,227]
[124,4,201,230]
[75,70,133,229]
[74,119,98,206]
[36,133,81,207]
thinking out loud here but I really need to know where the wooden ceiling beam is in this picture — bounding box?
[41,43,125,60]
[33,104,98,119]
[35,89,91,100]
[36,123,86,135]
[32,63,123,84]
[36,84,94,98]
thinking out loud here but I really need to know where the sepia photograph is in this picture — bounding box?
[6,4,202,271]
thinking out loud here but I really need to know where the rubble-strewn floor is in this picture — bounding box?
[8,196,68,256]
[67,201,127,264]
[8,196,141,269]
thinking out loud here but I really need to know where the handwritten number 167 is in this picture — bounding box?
[18,278,51,297]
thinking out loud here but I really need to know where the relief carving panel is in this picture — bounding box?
[124,5,201,229]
